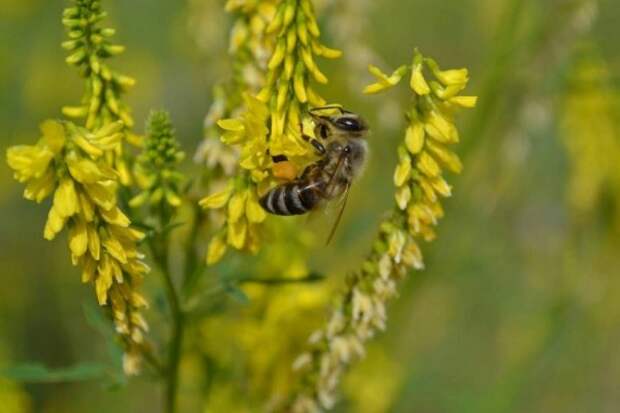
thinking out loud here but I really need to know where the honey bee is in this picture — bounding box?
[260,106,369,241]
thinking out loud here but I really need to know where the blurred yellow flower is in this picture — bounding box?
[560,48,620,224]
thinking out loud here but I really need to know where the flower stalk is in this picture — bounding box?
[289,50,477,411]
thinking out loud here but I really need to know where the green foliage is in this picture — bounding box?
[0,362,106,383]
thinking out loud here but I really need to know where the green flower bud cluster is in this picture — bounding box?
[130,111,185,209]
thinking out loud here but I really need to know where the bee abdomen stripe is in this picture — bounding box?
[276,187,291,215]
[299,185,319,210]
[285,185,307,215]
[259,189,275,213]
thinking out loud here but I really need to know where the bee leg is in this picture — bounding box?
[309,138,326,155]
[272,154,288,163]
[299,119,326,156]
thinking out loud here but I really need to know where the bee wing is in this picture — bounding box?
[323,151,351,245]
[325,181,351,245]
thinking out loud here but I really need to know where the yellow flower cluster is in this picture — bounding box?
[560,49,620,221]
[195,0,277,173]
[201,0,341,264]
[130,111,185,210]
[289,50,477,411]
[61,0,140,185]
[255,0,341,160]
[6,120,150,375]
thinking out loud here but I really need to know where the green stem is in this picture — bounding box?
[151,226,185,413]
[163,264,184,413]
[460,0,527,158]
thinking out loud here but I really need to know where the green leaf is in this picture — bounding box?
[239,272,326,285]
[0,362,106,383]
[223,282,250,305]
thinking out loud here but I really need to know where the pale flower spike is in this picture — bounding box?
[288,49,477,412]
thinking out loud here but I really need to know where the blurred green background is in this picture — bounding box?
[2,0,620,412]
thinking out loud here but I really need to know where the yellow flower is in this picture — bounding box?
[363,64,408,94]
[560,48,620,221]
[201,0,343,264]
[290,50,477,411]
[61,0,140,187]
[6,119,150,375]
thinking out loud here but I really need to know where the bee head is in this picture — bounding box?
[310,106,369,139]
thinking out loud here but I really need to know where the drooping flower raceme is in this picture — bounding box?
[7,120,150,374]
[289,50,477,412]
[200,0,342,265]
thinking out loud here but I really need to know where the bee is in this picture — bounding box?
[260,106,369,241]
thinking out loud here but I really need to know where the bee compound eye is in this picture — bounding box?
[335,117,361,131]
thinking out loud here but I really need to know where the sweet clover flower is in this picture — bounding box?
[289,49,477,411]
[6,0,151,375]
[61,0,140,185]
[200,0,342,264]
[195,0,278,174]
[7,120,150,374]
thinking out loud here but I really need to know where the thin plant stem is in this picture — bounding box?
[150,206,186,413]
[460,0,527,158]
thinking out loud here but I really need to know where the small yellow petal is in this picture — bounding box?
[227,218,247,250]
[405,123,425,155]
[217,118,245,132]
[81,255,97,283]
[66,152,110,183]
[103,235,128,264]
[69,217,88,258]
[24,168,56,203]
[394,158,412,187]
[73,134,103,158]
[426,141,463,174]
[206,233,227,266]
[228,190,248,224]
[436,68,469,86]
[43,205,67,240]
[430,176,452,197]
[449,95,478,108]
[40,119,66,154]
[395,185,411,210]
[426,111,458,143]
[95,256,113,305]
[164,189,182,207]
[246,191,267,223]
[199,183,233,209]
[84,181,116,210]
[416,151,441,178]
[100,206,131,227]
[411,63,430,95]
[53,178,79,218]
[87,224,101,260]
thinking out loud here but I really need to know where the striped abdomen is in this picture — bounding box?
[259,181,324,216]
